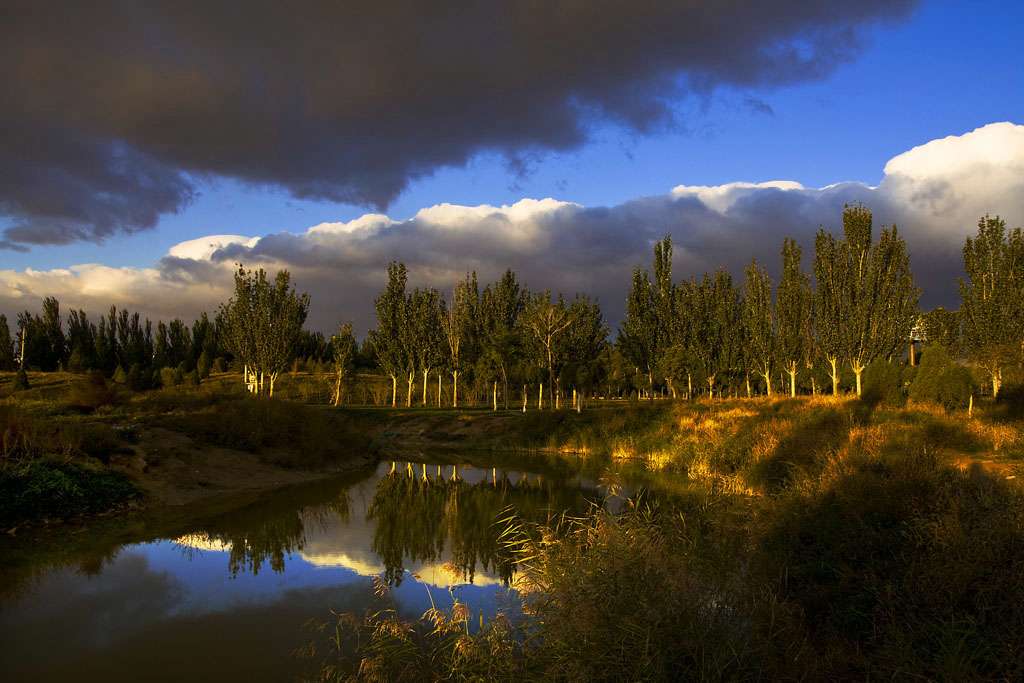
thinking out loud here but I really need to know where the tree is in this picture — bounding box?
[959,215,1024,397]
[920,307,962,359]
[814,203,919,396]
[776,238,813,397]
[688,269,742,398]
[370,261,409,407]
[523,291,574,409]
[440,272,478,408]
[408,287,443,407]
[743,258,775,396]
[220,264,309,397]
[843,205,919,395]
[559,294,608,411]
[618,266,659,400]
[331,321,358,406]
[477,269,527,409]
[0,314,15,371]
[813,226,848,395]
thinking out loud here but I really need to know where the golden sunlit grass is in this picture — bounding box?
[314,392,1024,682]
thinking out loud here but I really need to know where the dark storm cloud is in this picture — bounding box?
[1,0,919,247]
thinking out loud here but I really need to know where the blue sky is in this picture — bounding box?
[1,0,1021,330]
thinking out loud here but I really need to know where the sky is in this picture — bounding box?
[1,0,1022,334]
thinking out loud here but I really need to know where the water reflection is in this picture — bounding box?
[0,453,643,682]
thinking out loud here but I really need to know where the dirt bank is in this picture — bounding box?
[107,426,376,508]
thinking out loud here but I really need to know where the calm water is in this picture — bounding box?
[0,452,649,682]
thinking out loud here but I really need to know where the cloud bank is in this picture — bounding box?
[1,0,920,247]
[1,123,1021,333]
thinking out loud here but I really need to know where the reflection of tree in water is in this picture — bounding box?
[367,464,449,586]
[369,464,600,586]
[207,486,353,577]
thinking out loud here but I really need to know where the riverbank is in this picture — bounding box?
[0,372,378,528]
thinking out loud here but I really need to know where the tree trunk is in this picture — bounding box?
[522,384,527,412]
[391,375,397,407]
[706,375,715,399]
[501,364,509,410]
[493,381,497,411]
[787,363,797,398]
[333,372,342,406]
[268,372,276,397]
[648,369,654,402]
[438,373,442,407]
[422,369,429,406]
[407,372,414,407]
[451,370,459,408]
[687,373,692,400]
[826,355,840,395]
[538,382,543,410]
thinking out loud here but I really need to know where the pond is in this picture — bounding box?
[0,452,658,682]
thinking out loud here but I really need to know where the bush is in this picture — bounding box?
[995,382,1024,419]
[861,361,906,408]
[159,366,182,387]
[909,344,975,410]
[65,371,121,412]
[0,458,139,526]
[11,367,29,391]
[196,351,212,379]
[126,363,142,391]
[186,368,200,386]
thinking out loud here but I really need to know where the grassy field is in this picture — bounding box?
[304,394,1024,682]
[4,368,1023,679]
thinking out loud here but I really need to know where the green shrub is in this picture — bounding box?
[0,458,139,526]
[909,344,952,404]
[11,367,29,391]
[995,382,1024,419]
[64,371,121,412]
[186,368,200,386]
[861,361,906,408]
[938,364,976,410]
[126,363,142,391]
[196,350,212,379]
[112,365,127,384]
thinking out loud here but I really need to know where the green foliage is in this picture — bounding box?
[0,458,138,526]
[196,350,212,379]
[65,371,122,412]
[11,367,29,391]
[860,360,906,409]
[219,264,310,396]
[910,344,977,410]
[112,365,127,384]
[959,214,1024,396]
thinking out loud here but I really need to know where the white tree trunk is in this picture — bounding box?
[493,381,497,411]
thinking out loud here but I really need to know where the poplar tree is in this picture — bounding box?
[0,314,13,371]
[440,272,478,408]
[776,238,812,397]
[618,266,659,400]
[409,287,443,406]
[478,269,526,409]
[370,261,409,407]
[813,228,847,395]
[689,269,741,398]
[843,204,920,395]
[743,258,775,396]
[221,265,309,396]
[921,307,962,359]
[331,321,358,406]
[959,214,1024,397]
[523,291,574,409]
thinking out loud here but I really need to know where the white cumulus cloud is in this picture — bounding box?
[1,123,1021,333]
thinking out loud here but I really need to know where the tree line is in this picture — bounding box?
[3,206,1021,404]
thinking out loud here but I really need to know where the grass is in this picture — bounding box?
[308,393,1024,682]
